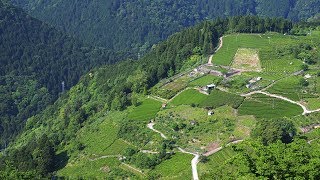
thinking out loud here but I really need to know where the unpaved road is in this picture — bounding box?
[147,123,200,180]
[147,122,167,139]
[203,140,243,157]
[208,37,224,65]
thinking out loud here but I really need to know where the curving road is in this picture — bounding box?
[208,37,224,66]
[147,123,200,180]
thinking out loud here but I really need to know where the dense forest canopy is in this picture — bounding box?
[9,0,320,53]
[0,1,131,149]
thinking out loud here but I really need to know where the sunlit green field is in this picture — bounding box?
[189,75,223,87]
[199,147,236,179]
[170,89,244,109]
[152,152,193,179]
[267,76,318,101]
[128,98,162,121]
[238,94,303,118]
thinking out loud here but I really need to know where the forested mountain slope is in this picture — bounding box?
[0,1,129,149]
[0,16,296,178]
[9,0,320,53]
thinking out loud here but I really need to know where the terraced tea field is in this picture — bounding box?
[238,94,304,118]
[128,98,162,121]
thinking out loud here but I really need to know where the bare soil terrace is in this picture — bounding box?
[231,48,262,72]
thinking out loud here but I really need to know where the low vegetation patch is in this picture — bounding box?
[127,99,162,121]
[199,147,236,179]
[170,89,244,109]
[238,94,303,119]
[151,152,193,179]
[267,76,319,101]
[189,75,223,87]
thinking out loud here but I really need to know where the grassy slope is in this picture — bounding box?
[189,75,223,87]
[52,32,320,178]
[267,76,318,100]
[198,147,236,179]
[238,94,303,118]
[128,98,162,121]
[153,152,193,179]
[170,89,244,109]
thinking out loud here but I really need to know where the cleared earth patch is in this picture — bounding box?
[231,48,262,72]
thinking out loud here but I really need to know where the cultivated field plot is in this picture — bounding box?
[189,75,223,87]
[58,157,124,179]
[170,89,244,109]
[238,94,303,119]
[170,89,207,106]
[213,34,269,66]
[231,48,262,72]
[127,98,162,121]
[154,75,194,99]
[155,105,253,151]
[153,152,193,179]
[199,147,236,179]
[163,75,190,92]
[213,33,307,80]
[267,76,319,101]
[199,89,245,109]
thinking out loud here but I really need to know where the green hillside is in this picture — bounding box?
[1,11,320,179]
[0,1,128,149]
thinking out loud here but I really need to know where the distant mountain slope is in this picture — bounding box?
[9,0,320,53]
[0,1,128,149]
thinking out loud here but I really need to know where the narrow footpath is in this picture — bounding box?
[147,122,200,180]
[208,37,224,66]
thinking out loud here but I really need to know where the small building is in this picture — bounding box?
[247,77,262,89]
[208,111,214,116]
[162,103,167,108]
[293,70,304,76]
[207,84,216,90]
[202,84,216,93]
[304,74,312,79]
[190,120,198,126]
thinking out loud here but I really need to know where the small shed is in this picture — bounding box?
[208,111,214,116]
[304,74,312,79]
[206,84,216,90]
[190,120,198,126]
[162,103,167,108]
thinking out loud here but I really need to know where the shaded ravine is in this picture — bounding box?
[147,122,200,180]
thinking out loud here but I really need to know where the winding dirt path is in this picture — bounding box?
[122,162,146,175]
[89,155,121,161]
[147,123,200,180]
[208,37,224,66]
[203,140,243,157]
